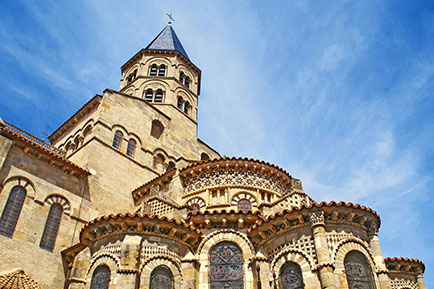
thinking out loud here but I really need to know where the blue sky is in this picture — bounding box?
[1,0,433,285]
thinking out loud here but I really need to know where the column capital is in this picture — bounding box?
[309,210,325,228]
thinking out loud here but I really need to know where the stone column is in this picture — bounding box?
[368,233,390,289]
[309,211,336,289]
[255,260,271,289]
[416,271,427,289]
[118,235,142,288]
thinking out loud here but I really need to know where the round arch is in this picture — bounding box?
[197,229,255,289]
[140,256,182,289]
[85,253,120,289]
[1,176,36,200]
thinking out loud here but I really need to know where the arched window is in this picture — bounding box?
[158,64,166,76]
[150,64,157,76]
[126,69,137,84]
[345,251,375,289]
[90,265,111,289]
[166,161,175,172]
[184,76,190,88]
[145,89,153,102]
[179,72,184,83]
[154,89,163,103]
[151,120,164,139]
[201,153,210,161]
[153,154,165,171]
[39,203,63,251]
[190,203,200,214]
[112,130,123,149]
[0,186,26,238]
[177,96,183,109]
[280,262,304,289]
[210,242,243,289]
[237,199,251,213]
[150,266,174,289]
[184,101,190,114]
[126,139,136,157]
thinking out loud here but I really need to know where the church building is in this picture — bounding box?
[0,23,427,289]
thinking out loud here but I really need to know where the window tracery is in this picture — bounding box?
[90,265,111,289]
[280,262,304,289]
[0,186,26,238]
[237,199,251,213]
[209,242,243,289]
[344,251,375,289]
[150,266,174,289]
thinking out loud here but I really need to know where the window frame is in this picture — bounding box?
[39,203,63,251]
[112,130,123,149]
[0,186,27,238]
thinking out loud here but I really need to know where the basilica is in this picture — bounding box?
[0,23,427,289]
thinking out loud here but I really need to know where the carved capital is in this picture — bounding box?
[309,211,325,227]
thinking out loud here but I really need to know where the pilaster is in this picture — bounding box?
[369,233,390,289]
[309,211,336,289]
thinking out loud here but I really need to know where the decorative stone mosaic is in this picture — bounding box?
[390,279,418,289]
[268,236,317,264]
[148,199,176,216]
[182,169,289,195]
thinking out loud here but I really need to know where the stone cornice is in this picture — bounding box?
[385,257,425,274]
[49,94,102,143]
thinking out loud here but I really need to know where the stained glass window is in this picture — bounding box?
[127,139,136,157]
[150,266,174,289]
[90,265,111,289]
[280,262,304,289]
[40,203,63,251]
[209,242,244,289]
[345,251,375,289]
[237,199,251,213]
[112,131,123,149]
[0,186,26,238]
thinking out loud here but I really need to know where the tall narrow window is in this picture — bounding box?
[145,89,153,102]
[179,72,184,83]
[150,64,157,76]
[280,262,304,289]
[126,139,136,157]
[210,242,243,289]
[158,64,166,76]
[177,96,183,109]
[39,203,63,251]
[345,251,375,289]
[112,130,123,149]
[184,102,190,114]
[90,265,111,289]
[0,186,26,238]
[185,76,190,88]
[237,199,251,213]
[150,266,174,289]
[166,161,175,172]
[155,89,163,103]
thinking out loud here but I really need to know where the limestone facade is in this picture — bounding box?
[0,24,427,289]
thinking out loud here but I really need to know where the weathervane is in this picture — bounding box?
[167,11,175,24]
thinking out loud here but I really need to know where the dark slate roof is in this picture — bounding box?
[146,24,190,60]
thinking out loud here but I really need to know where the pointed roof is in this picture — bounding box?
[146,23,190,60]
[0,269,42,289]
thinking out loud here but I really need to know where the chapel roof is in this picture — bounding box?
[0,269,42,289]
[145,23,190,60]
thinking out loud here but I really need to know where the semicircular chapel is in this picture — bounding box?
[0,22,427,289]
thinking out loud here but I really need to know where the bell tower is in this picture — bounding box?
[119,23,201,123]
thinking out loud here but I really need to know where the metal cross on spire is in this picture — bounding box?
[167,11,175,24]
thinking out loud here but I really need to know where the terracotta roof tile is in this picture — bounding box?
[0,270,42,289]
